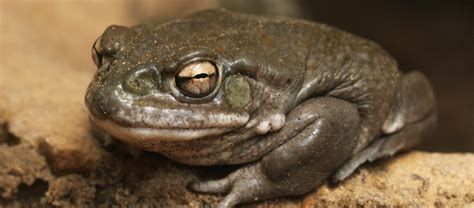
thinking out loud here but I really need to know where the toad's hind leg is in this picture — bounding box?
[190,97,362,207]
[332,71,436,182]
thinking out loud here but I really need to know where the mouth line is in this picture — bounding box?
[93,117,234,141]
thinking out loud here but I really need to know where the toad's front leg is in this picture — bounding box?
[189,97,362,207]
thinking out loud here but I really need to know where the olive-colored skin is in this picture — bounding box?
[85,9,435,207]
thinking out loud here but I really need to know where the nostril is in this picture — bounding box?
[122,64,161,95]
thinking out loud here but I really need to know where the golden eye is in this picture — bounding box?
[92,37,102,67]
[175,61,218,97]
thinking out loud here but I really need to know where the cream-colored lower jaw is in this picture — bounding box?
[94,119,233,141]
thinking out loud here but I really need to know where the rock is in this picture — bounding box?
[44,174,96,207]
[301,152,474,207]
[0,1,472,207]
[0,143,52,199]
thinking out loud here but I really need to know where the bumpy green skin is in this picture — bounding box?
[85,9,436,207]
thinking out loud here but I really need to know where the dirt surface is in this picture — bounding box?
[1,1,473,207]
[303,152,474,207]
[0,138,473,207]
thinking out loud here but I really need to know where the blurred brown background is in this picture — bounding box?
[297,0,474,152]
[1,0,472,152]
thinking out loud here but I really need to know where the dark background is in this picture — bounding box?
[296,0,473,152]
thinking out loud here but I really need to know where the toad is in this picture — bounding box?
[85,9,435,207]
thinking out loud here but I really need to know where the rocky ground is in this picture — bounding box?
[1,125,473,207]
[1,1,473,207]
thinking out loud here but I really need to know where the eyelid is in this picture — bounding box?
[165,48,218,74]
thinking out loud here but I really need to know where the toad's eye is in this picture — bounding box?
[175,61,218,97]
[92,37,103,67]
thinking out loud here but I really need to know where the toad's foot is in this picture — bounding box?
[189,163,279,208]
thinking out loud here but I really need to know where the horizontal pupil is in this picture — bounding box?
[193,73,209,79]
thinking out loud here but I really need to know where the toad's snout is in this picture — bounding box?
[86,64,162,119]
[85,81,117,120]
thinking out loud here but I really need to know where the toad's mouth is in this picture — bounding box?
[94,118,240,141]
[90,108,250,142]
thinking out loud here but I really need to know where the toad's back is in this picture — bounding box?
[152,10,425,162]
